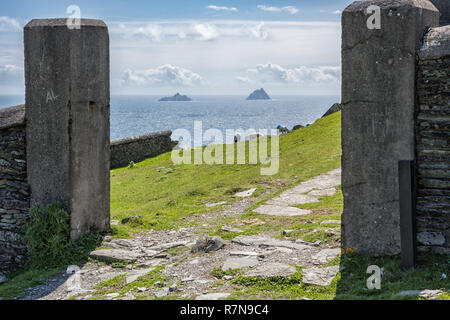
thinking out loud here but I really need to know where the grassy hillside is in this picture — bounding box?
[110,112,342,236]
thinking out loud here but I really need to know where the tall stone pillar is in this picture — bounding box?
[24,19,110,239]
[341,1,439,255]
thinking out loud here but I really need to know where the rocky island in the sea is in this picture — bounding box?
[159,93,192,102]
[246,88,271,100]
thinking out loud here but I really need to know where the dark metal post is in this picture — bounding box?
[399,160,417,269]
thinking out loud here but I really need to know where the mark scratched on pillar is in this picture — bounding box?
[46,89,58,103]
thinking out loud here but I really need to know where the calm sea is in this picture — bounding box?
[0,95,339,146]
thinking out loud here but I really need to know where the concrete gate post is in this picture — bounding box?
[24,19,110,239]
[341,1,439,255]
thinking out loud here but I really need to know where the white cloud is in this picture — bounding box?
[206,5,237,12]
[247,63,341,83]
[0,64,23,84]
[121,64,203,87]
[332,10,342,15]
[193,23,219,41]
[106,20,341,94]
[112,22,223,41]
[257,5,299,14]
[235,76,251,83]
[0,16,21,32]
[114,23,162,41]
[250,22,269,40]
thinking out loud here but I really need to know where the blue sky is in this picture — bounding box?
[0,0,354,95]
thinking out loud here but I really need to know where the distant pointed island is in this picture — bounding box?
[246,88,271,100]
[159,93,192,102]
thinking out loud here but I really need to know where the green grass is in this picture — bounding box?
[335,253,450,300]
[211,267,244,279]
[110,112,342,237]
[0,268,63,300]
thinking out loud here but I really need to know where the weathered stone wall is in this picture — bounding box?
[111,131,177,169]
[0,105,29,271]
[416,25,450,255]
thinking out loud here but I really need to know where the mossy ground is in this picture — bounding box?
[0,268,63,300]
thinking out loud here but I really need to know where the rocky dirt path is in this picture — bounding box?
[24,169,343,300]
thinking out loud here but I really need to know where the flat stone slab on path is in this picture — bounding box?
[245,263,297,278]
[254,168,341,217]
[307,188,337,197]
[229,251,261,257]
[145,240,191,252]
[195,293,231,300]
[312,248,341,265]
[254,205,311,217]
[89,249,140,263]
[266,194,319,206]
[222,256,259,271]
[302,266,340,287]
[232,235,312,251]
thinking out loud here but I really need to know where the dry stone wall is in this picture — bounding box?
[110,131,177,169]
[0,105,29,271]
[415,25,450,255]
